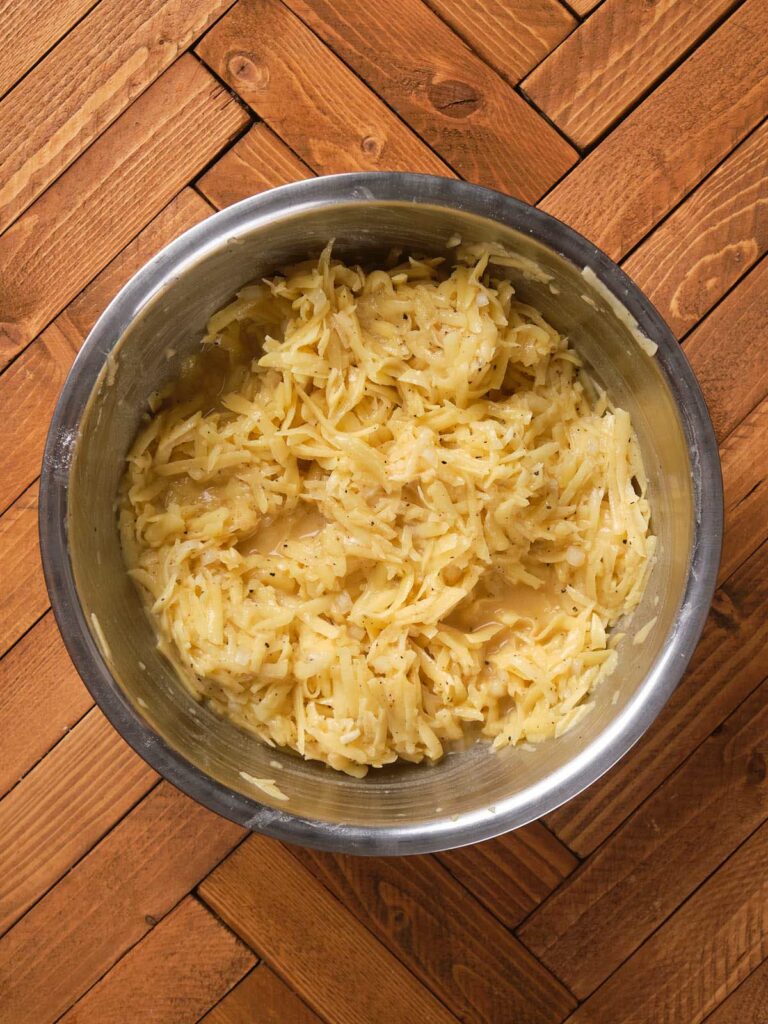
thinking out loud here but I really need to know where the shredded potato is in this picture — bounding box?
[120,244,655,776]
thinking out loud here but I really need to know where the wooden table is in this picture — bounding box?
[1,1,766,1021]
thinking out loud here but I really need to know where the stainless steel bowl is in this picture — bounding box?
[40,173,722,855]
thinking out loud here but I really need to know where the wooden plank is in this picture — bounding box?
[0,0,235,233]
[197,122,313,210]
[436,821,578,928]
[0,325,79,516]
[0,188,219,917]
[565,818,768,1023]
[0,481,46,659]
[546,536,768,855]
[624,123,768,339]
[0,55,248,372]
[60,188,213,341]
[705,958,768,1023]
[541,0,768,260]
[196,0,450,180]
[0,783,243,1024]
[0,187,217,794]
[200,965,323,1024]
[0,706,156,937]
[682,257,768,442]
[523,0,738,148]
[0,613,90,800]
[413,0,575,86]
[198,837,460,1024]
[520,670,768,998]
[292,846,574,1024]
[0,188,213,522]
[282,0,577,200]
[0,192,215,665]
[0,0,96,99]
[720,397,768,585]
[59,896,254,1024]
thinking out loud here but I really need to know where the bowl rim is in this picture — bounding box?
[39,171,723,855]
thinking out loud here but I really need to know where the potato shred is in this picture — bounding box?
[120,243,654,776]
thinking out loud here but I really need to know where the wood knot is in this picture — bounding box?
[361,135,382,157]
[709,590,740,633]
[747,750,766,785]
[389,905,409,930]
[428,78,481,118]
[227,53,270,90]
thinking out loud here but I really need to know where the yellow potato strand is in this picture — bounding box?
[120,245,654,776]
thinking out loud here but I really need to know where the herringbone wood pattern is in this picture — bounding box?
[1,1,766,1021]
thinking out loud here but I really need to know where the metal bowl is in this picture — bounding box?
[40,173,722,855]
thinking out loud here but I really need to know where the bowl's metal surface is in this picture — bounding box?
[39,173,722,855]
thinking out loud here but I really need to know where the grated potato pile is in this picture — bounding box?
[120,243,655,777]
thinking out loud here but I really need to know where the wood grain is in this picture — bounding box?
[292,846,574,1024]
[523,0,738,148]
[284,0,577,200]
[0,613,90,800]
[520,670,768,997]
[60,187,214,341]
[704,958,768,1023]
[0,0,96,99]
[0,325,78,515]
[197,122,313,209]
[196,0,451,179]
[541,0,768,259]
[0,707,156,937]
[0,191,214,688]
[425,0,575,85]
[566,818,768,1023]
[59,896,254,1024]
[201,965,323,1024]
[0,0,234,233]
[436,821,578,928]
[0,783,243,1024]
[199,837,460,1024]
[0,188,213,522]
[0,55,248,371]
[624,122,768,338]
[546,536,768,854]
[720,398,768,585]
[0,481,46,659]
[682,257,768,441]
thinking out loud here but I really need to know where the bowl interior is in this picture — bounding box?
[59,188,700,852]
